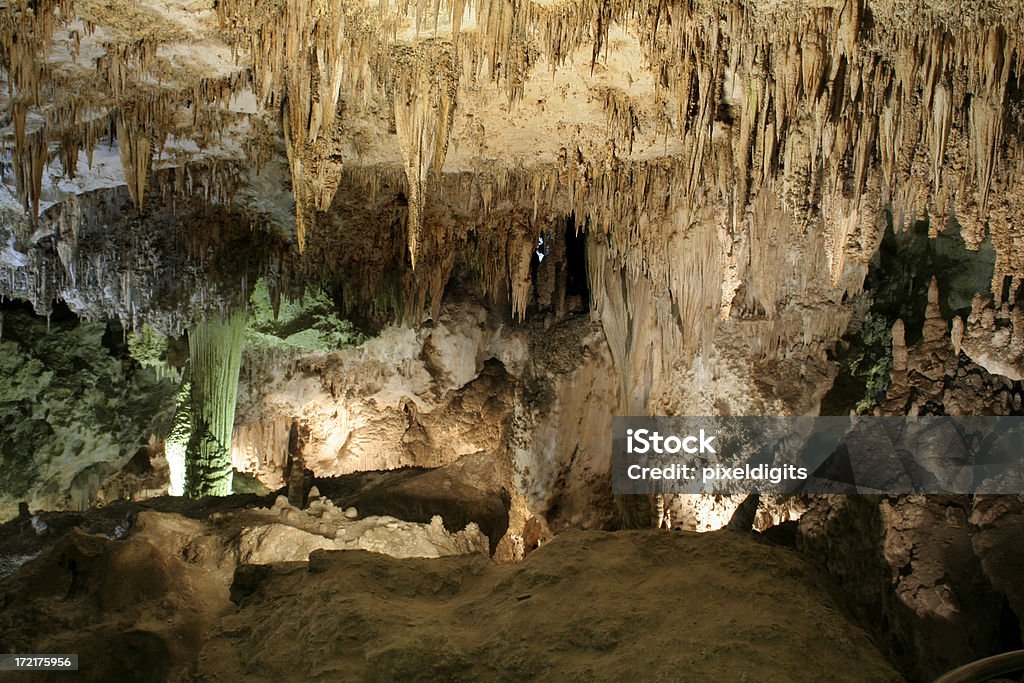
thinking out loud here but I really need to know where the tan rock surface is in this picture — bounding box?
[199,529,903,682]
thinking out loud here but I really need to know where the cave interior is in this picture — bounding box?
[1,0,1024,680]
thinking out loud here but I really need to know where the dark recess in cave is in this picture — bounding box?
[1,298,77,329]
[997,597,1024,655]
[102,318,131,359]
[563,215,590,310]
[821,217,996,415]
[315,468,511,555]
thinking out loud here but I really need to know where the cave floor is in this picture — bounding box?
[0,501,901,682]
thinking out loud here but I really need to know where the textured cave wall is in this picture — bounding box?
[508,312,623,531]
[799,491,1024,681]
[231,300,524,484]
[0,305,176,519]
[0,186,292,333]
[229,296,627,553]
[798,285,1024,680]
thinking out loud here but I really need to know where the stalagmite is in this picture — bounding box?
[922,277,946,345]
[892,319,907,374]
[165,368,193,497]
[185,309,247,497]
[951,316,964,357]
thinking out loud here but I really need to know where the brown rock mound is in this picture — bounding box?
[199,530,901,682]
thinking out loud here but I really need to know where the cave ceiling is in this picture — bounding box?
[1,0,1023,340]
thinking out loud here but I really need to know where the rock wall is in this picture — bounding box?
[0,306,175,519]
[229,299,625,551]
[798,289,1024,680]
[231,301,525,483]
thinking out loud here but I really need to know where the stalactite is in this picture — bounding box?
[506,219,536,320]
[185,309,247,498]
[391,41,459,268]
[602,87,639,155]
[116,110,153,211]
[10,103,49,217]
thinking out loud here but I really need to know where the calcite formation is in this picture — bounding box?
[2,0,1023,500]
[184,309,247,496]
[240,493,490,561]
[955,292,1024,380]
[798,493,1009,682]
[4,0,1023,553]
[3,0,1023,305]
[884,277,1024,416]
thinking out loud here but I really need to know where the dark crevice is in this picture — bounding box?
[563,216,589,310]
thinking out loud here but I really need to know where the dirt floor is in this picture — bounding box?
[0,503,902,682]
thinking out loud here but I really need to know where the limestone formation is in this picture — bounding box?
[185,309,247,497]
[882,279,1022,417]
[238,495,490,561]
[956,293,1024,380]
[799,495,1008,682]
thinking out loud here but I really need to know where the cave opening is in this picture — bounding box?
[1,298,78,333]
[527,214,591,319]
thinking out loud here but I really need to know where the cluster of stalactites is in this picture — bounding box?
[217,0,1024,284]
[218,0,405,251]
[2,0,74,216]
[642,2,1024,286]
[214,0,626,257]
[391,40,459,269]
[1,0,257,218]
